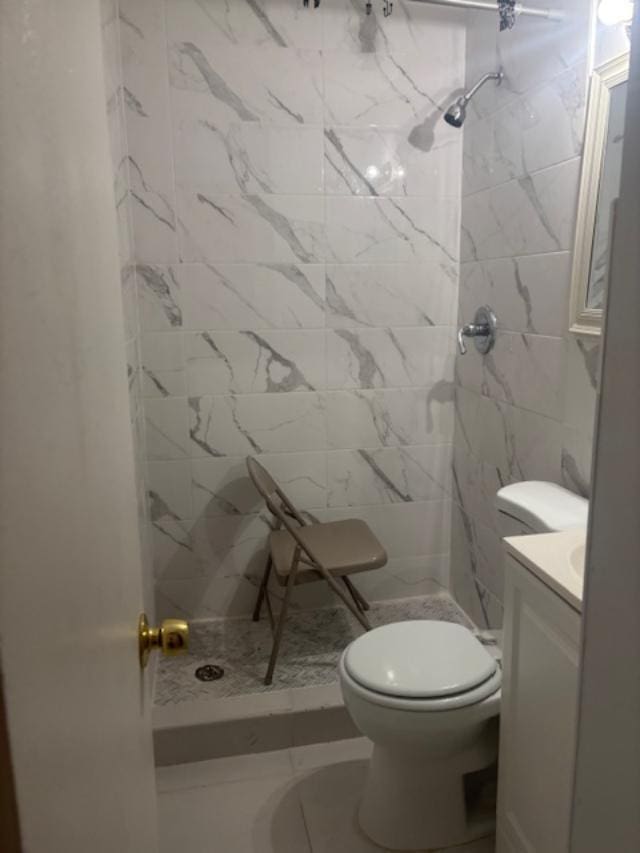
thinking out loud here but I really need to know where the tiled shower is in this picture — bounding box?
[100,0,603,634]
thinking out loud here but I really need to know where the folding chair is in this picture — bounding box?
[246,456,388,684]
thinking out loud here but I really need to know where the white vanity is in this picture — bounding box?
[496,528,586,853]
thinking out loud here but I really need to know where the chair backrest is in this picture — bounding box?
[246,456,279,500]
[246,456,307,528]
[246,456,332,573]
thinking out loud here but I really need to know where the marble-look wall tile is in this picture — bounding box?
[326,385,455,450]
[141,332,186,398]
[459,253,571,337]
[325,126,461,199]
[453,0,596,630]
[169,42,324,132]
[148,459,193,521]
[325,196,459,267]
[563,335,600,432]
[326,326,454,390]
[449,502,505,629]
[326,263,456,328]
[317,500,452,560]
[137,264,184,331]
[145,396,191,460]
[188,393,326,457]
[463,0,590,124]
[323,49,463,127]
[191,452,327,518]
[461,158,581,262]
[175,123,324,197]
[178,192,326,264]
[185,329,326,395]
[178,263,326,331]
[455,387,564,486]
[120,0,178,263]
[353,556,449,603]
[157,511,272,583]
[327,445,452,507]
[166,0,324,51]
[463,64,587,197]
[124,0,465,619]
[561,425,593,499]
[323,0,463,56]
[456,332,564,420]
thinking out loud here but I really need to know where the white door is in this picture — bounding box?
[570,6,640,852]
[0,1,158,850]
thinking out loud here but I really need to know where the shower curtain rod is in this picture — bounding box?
[409,0,564,22]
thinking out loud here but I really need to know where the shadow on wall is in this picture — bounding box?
[151,464,337,620]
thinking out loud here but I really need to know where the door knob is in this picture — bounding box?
[138,613,189,669]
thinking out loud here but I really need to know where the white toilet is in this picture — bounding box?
[339,481,588,851]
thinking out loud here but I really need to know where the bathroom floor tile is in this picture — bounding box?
[156,738,495,853]
[297,756,386,853]
[156,747,294,794]
[290,736,373,772]
[157,772,311,853]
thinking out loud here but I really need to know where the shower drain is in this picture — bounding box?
[195,664,225,682]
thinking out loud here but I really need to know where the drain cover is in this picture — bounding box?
[195,664,224,682]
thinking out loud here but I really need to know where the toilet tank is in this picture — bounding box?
[496,481,589,537]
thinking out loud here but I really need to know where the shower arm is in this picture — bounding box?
[462,70,503,103]
[408,0,564,23]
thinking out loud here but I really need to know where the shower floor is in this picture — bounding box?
[155,593,473,707]
[153,593,477,766]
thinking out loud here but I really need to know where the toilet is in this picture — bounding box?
[339,481,588,851]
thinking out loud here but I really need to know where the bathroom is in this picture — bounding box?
[1,0,639,850]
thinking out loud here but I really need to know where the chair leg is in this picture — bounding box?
[264,549,299,685]
[253,554,273,622]
[320,568,370,631]
[342,576,370,612]
[342,576,364,614]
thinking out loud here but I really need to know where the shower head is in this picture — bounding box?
[443,70,504,128]
[444,99,467,128]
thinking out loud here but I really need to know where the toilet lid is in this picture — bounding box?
[344,621,497,699]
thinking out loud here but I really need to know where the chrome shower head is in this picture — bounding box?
[443,70,504,128]
[444,98,466,128]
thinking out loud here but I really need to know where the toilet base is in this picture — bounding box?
[358,745,495,851]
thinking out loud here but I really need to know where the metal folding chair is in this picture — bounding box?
[246,456,388,684]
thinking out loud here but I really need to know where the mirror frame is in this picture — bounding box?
[569,52,629,336]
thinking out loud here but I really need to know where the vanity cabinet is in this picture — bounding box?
[496,553,581,853]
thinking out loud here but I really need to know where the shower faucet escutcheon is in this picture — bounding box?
[457,306,498,355]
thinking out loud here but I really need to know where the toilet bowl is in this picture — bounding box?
[339,481,588,852]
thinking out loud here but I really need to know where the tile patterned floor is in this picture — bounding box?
[157,738,496,853]
[155,594,473,707]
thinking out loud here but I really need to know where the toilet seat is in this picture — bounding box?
[342,621,502,712]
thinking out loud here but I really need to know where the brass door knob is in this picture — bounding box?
[138,613,189,669]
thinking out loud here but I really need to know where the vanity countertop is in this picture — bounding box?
[504,529,586,613]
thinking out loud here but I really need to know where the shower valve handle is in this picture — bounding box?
[457,323,487,355]
[457,306,498,356]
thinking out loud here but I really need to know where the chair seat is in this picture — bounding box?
[269,519,387,585]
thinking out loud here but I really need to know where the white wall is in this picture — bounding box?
[117,0,466,620]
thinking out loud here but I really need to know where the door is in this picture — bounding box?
[570,5,640,852]
[0,2,158,850]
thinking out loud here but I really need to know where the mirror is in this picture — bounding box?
[570,53,629,335]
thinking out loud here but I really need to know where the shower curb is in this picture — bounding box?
[153,681,357,766]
